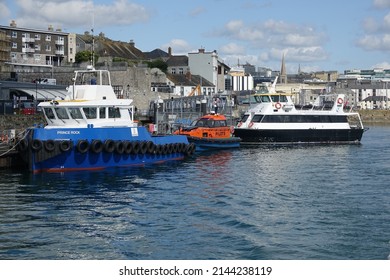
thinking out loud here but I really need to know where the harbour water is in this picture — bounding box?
[0,124,389,260]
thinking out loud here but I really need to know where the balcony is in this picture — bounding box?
[55,40,64,45]
[22,37,35,43]
[22,47,35,53]
[55,50,64,55]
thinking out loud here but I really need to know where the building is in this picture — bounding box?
[0,21,76,71]
[188,48,230,93]
[228,66,254,91]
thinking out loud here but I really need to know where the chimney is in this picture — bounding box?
[48,25,54,31]
[168,47,172,57]
[198,48,205,53]
[129,39,135,47]
[10,20,16,27]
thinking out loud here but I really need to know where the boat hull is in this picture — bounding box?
[187,136,241,151]
[233,128,364,144]
[18,126,194,173]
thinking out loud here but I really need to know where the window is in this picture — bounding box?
[108,107,120,118]
[35,34,41,40]
[68,108,83,119]
[44,108,55,119]
[99,107,106,119]
[251,115,264,123]
[69,47,73,54]
[11,31,17,38]
[171,68,176,74]
[45,35,51,41]
[179,68,184,74]
[12,42,17,49]
[55,108,69,119]
[45,45,51,51]
[34,54,41,61]
[83,107,97,119]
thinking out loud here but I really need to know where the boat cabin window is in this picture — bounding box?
[254,95,270,103]
[44,108,55,119]
[83,107,97,119]
[251,115,264,123]
[213,120,227,127]
[68,108,83,119]
[55,107,69,119]
[108,107,121,118]
[270,95,288,103]
[240,115,250,123]
[99,107,106,119]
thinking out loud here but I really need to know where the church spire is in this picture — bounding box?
[280,53,287,84]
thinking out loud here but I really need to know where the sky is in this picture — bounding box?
[1,0,390,73]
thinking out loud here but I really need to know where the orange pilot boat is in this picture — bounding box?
[173,113,241,151]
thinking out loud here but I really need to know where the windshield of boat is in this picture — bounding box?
[270,95,288,102]
[194,118,227,127]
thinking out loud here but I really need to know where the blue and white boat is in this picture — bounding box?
[17,67,194,173]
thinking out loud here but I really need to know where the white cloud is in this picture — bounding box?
[161,39,192,55]
[373,0,390,8]
[357,34,390,51]
[372,61,390,69]
[220,43,245,55]
[189,6,205,17]
[12,0,149,31]
[0,0,10,19]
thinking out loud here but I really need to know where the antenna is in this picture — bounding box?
[91,10,95,67]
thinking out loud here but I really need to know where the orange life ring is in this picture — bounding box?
[248,122,254,128]
[275,102,282,109]
[337,97,343,104]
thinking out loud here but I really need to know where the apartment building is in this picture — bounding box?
[0,21,76,71]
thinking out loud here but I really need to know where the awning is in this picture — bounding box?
[12,88,68,100]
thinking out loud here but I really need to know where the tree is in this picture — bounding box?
[75,51,99,64]
[146,59,168,72]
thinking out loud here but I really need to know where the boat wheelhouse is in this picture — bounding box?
[17,67,194,173]
[173,113,240,151]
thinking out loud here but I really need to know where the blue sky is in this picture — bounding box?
[1,0,390,73]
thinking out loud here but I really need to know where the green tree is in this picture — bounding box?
[75,51,99,64]
[146,59,168,72]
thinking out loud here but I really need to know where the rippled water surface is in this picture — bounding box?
[0,124,389,260]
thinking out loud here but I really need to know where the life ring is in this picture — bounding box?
[31,139,43,151]
[115,141,125,154]
[132,141,140,154]
[18,138,28,152]
[59,140,72,152]
[275,102,282,109]
[90,139,103,153]
[123,141,133,154]
[248,122,254,128]
[76,139,89,153]
[337,97,343,105]
[104,139,115,153]
[44,140,56,152]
